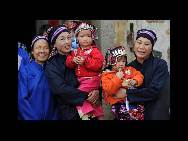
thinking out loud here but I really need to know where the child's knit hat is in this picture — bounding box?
[75,22,97,39]
[105,46,127,66]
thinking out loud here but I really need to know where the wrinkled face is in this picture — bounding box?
[113,56,126,71]
[77,30,93,48]
[32,39,50,64]
[54,32,71,55]
[134,37,152,61]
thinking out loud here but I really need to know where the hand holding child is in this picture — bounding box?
[129,79,137,86]
[122,79,137,87]
[87,90,99,105]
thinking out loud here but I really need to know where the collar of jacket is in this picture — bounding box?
[32,60,46,71]
[135,54,154,67]
[79,45,97,51]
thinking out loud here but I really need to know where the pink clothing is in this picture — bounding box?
[78,76,101,93]
[76,75,104,117]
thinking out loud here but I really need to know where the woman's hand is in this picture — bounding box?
[87,90,99,105]
[129,79,137,86]
[122,79,137,87]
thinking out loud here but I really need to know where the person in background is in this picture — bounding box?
[64,20,81,50]
[18,42,30,71]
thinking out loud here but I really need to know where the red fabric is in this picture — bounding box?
[48,20,59,26]
[66,45,104,77]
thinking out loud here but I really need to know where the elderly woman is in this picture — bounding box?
[18,35,61,120]
[126,29,170,120]
[45,25,100,120]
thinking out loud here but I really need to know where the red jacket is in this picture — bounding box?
[66,45,104,77]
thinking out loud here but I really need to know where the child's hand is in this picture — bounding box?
[116,69,124,79]
[122,79,129,87]
[73,56,80,64]
[77,56,85,65]
[73,56,85,65]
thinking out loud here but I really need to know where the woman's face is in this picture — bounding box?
[77,30,93,48]
[54,32,71,55]
[134,37,152,61]
[32,39,50,64]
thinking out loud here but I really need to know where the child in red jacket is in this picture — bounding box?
[66,22,104,120]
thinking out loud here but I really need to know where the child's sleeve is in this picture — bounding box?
[130,67,144,87]
[84,48,104,72]
[101,72,123,96]
[66,51,77,69]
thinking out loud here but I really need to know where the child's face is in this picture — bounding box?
[77,30,93,48]
[113,56,126,71]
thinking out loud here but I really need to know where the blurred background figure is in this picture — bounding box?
[64,20,81,50]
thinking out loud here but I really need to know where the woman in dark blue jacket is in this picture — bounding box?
[18,35,61,120]
[127,29,170,120]
[45,25,99,120]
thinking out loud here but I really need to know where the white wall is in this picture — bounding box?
[128,20,170,72]
[100,20,115,55]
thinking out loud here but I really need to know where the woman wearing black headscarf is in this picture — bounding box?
[126,29,170,120]
[45,25,100,120]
